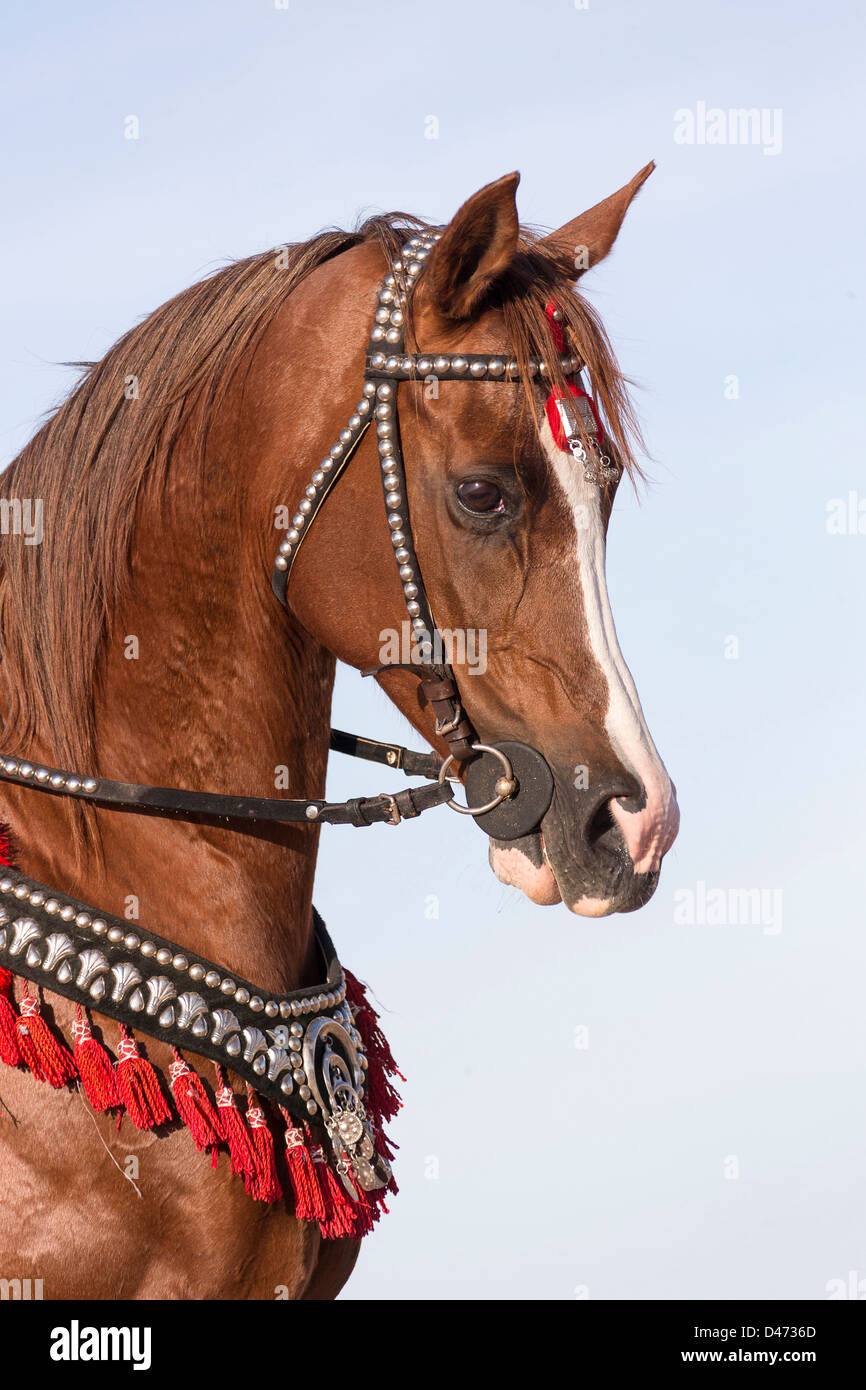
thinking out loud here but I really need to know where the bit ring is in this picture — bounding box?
[438,744,516,817]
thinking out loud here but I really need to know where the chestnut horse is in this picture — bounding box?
[0,166,678,1299]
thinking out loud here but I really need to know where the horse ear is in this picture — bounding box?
[540,161,655,276]
[423,172,521,321]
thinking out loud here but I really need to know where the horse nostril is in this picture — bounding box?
[585,798,616,847]
[579,776,644,854]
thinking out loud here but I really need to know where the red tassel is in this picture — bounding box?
[169,1050,221,1154]
[244,1088,282,1202]
[16,990,77,1087]
[280,1109,325,1222]
[344,969,404,1128]
[312,1143,361,1239]
[213,1066,256,1177]
[72,1007,120,1111]
[0,967,21,1067]
[115,1025,171,1129]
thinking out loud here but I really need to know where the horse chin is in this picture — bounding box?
[488,835,562,906]
[488,836,661,916]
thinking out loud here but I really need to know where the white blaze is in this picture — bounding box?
[540,419,679,876]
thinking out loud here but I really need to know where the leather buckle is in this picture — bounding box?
[378,794,401,826]
[434,701,463,737]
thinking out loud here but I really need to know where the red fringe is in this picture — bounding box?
[0,967,21,1066]
[169,1050,221,1154]
[312,1143,364,1239]
[280,1108,325,1222]
[72,1007,120,1111]
[344,969,403,1128]
[16,989,77,1087]
[115,1025,171,1129]
[244,1088,282,1202]
[213,1066,256,1177]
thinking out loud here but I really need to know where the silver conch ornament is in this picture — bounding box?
[302,1016,392,1196]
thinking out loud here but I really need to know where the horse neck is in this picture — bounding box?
[12,432,336,997]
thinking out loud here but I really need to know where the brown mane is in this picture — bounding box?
[0,212,641,779]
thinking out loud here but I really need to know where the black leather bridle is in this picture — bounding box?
[0,229,567,841]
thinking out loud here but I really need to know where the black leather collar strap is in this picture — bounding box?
[0,742,450,828]
[0,866,362,1121]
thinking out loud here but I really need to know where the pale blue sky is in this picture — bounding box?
[2,0,863,1299]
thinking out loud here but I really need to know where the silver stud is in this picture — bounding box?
[385,492,401,509]
[417,357,432,375]
[403,583,419,599]
[250,996,264,1013]
[2,760,18,775]
[298,499,312,516]
[66,777,81,792]
[374,307,390,324]
[189,962,204,980]
[35,767,50,783]
[376,383,393,400]
[59,905,75,922]
[305,805,318,820]
[287,528,299,544]
[172,954,188,972]
[28,891,44,906]
[220,978,236,995]
[156,948,172,965]
[125,933,140,950]
[49,773,64,788]
[390,530,406,546]
[394,546,410,563]
[44,898,59,914]
[235,986,249,1004]
[19,762,33,778]
[406,601,421,617]
[370,326,386,342]
[75,912,91,928]
[299,1085,311,1101]
[204,970,220,987]
[348,414,361,430]
[451,356,468,373]
[108,926,123,942]
[140,939,156,956]
[469,361,487,377]
[433,356,449,372]
[398,564,414,581]
[83,778,97,793]
[265,1001,278,1017]
[274,556,288,571]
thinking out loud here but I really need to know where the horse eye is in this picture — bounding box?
[456,479,505,514]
